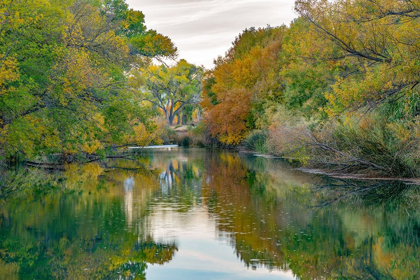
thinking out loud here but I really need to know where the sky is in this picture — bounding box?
[125,0,297,69]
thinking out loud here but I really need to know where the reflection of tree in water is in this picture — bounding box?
[0,199,178,279]
[200,153,420,280]
[314,178,418,208]
[1,152,419,279]
[312,178,420,279]
[201,152,290,270]
[0,162,178,279]
[160,161,176,193]
[155,156,203,211]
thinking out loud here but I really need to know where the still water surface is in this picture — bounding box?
[0,149,419,279]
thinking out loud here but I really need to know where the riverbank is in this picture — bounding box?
[198,9,419,180]
[238,149,420,184]
[163,125,420,180]
[237,115,420,179]
[1,128,418,182]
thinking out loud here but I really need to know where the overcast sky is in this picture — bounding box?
[126,0,297,69]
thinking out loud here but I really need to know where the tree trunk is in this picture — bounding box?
[196,109,201,121]
[168,114,175,126]
[182,113,187,125]
[165,110,172,126]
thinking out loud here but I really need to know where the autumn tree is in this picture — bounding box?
[134,60,203,126]
[295,0,420,115]
[201,26,286,145]
[0,0,177,160]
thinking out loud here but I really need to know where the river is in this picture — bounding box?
[0,149,419,279]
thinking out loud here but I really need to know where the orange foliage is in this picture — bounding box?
[201,26,287,145]
[205,88,251,145]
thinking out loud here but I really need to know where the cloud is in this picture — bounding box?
[126,0,297,68]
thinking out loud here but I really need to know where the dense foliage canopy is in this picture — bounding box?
[202,0,419,176]
[130,60,203,126]
[0,0,177,160]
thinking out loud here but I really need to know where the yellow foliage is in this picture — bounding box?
[0,56,19,92]
[296,0,420,114]
[81,140,102,154]
[0,259,19,280]
[131,122,151,146]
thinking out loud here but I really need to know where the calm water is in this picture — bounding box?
[0,149,419,279]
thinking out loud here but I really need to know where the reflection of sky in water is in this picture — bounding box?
[146,205,295,279]
[3,150,417,279]
[124,177,135,226]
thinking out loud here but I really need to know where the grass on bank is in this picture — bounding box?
[243,106,419,178]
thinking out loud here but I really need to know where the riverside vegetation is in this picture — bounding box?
[0,0,419,178]
[202,0,420,178]
[0,1,419,279]
[0,0,185,163]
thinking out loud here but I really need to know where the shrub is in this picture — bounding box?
[189,122,206,136]
[180,136,191,147]
[159,126,178,144]
[244,130,269,153]
[266,110,419,177]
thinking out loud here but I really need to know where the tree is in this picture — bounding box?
[295,0,420,115]
[201,26,286,145]
[0,0,178,160]
[135,60,202,126]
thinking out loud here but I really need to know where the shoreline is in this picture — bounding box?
[3,147,419,184]
[238,149,420,184]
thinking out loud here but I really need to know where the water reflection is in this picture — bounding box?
[124,177,135,227]
[0,149,419,279]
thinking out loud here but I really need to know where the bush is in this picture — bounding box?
[180,136,191,147]
[159,127,178,144]
[157,122,208,147]
[266,109,420,177]
[330,115,419,177]
[243,130,269,153]
[189,122,206,136]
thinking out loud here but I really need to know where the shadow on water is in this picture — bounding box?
[0,149,419,279]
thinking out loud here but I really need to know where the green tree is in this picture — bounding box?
[0,0,177,161]
[134,60,203,126]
